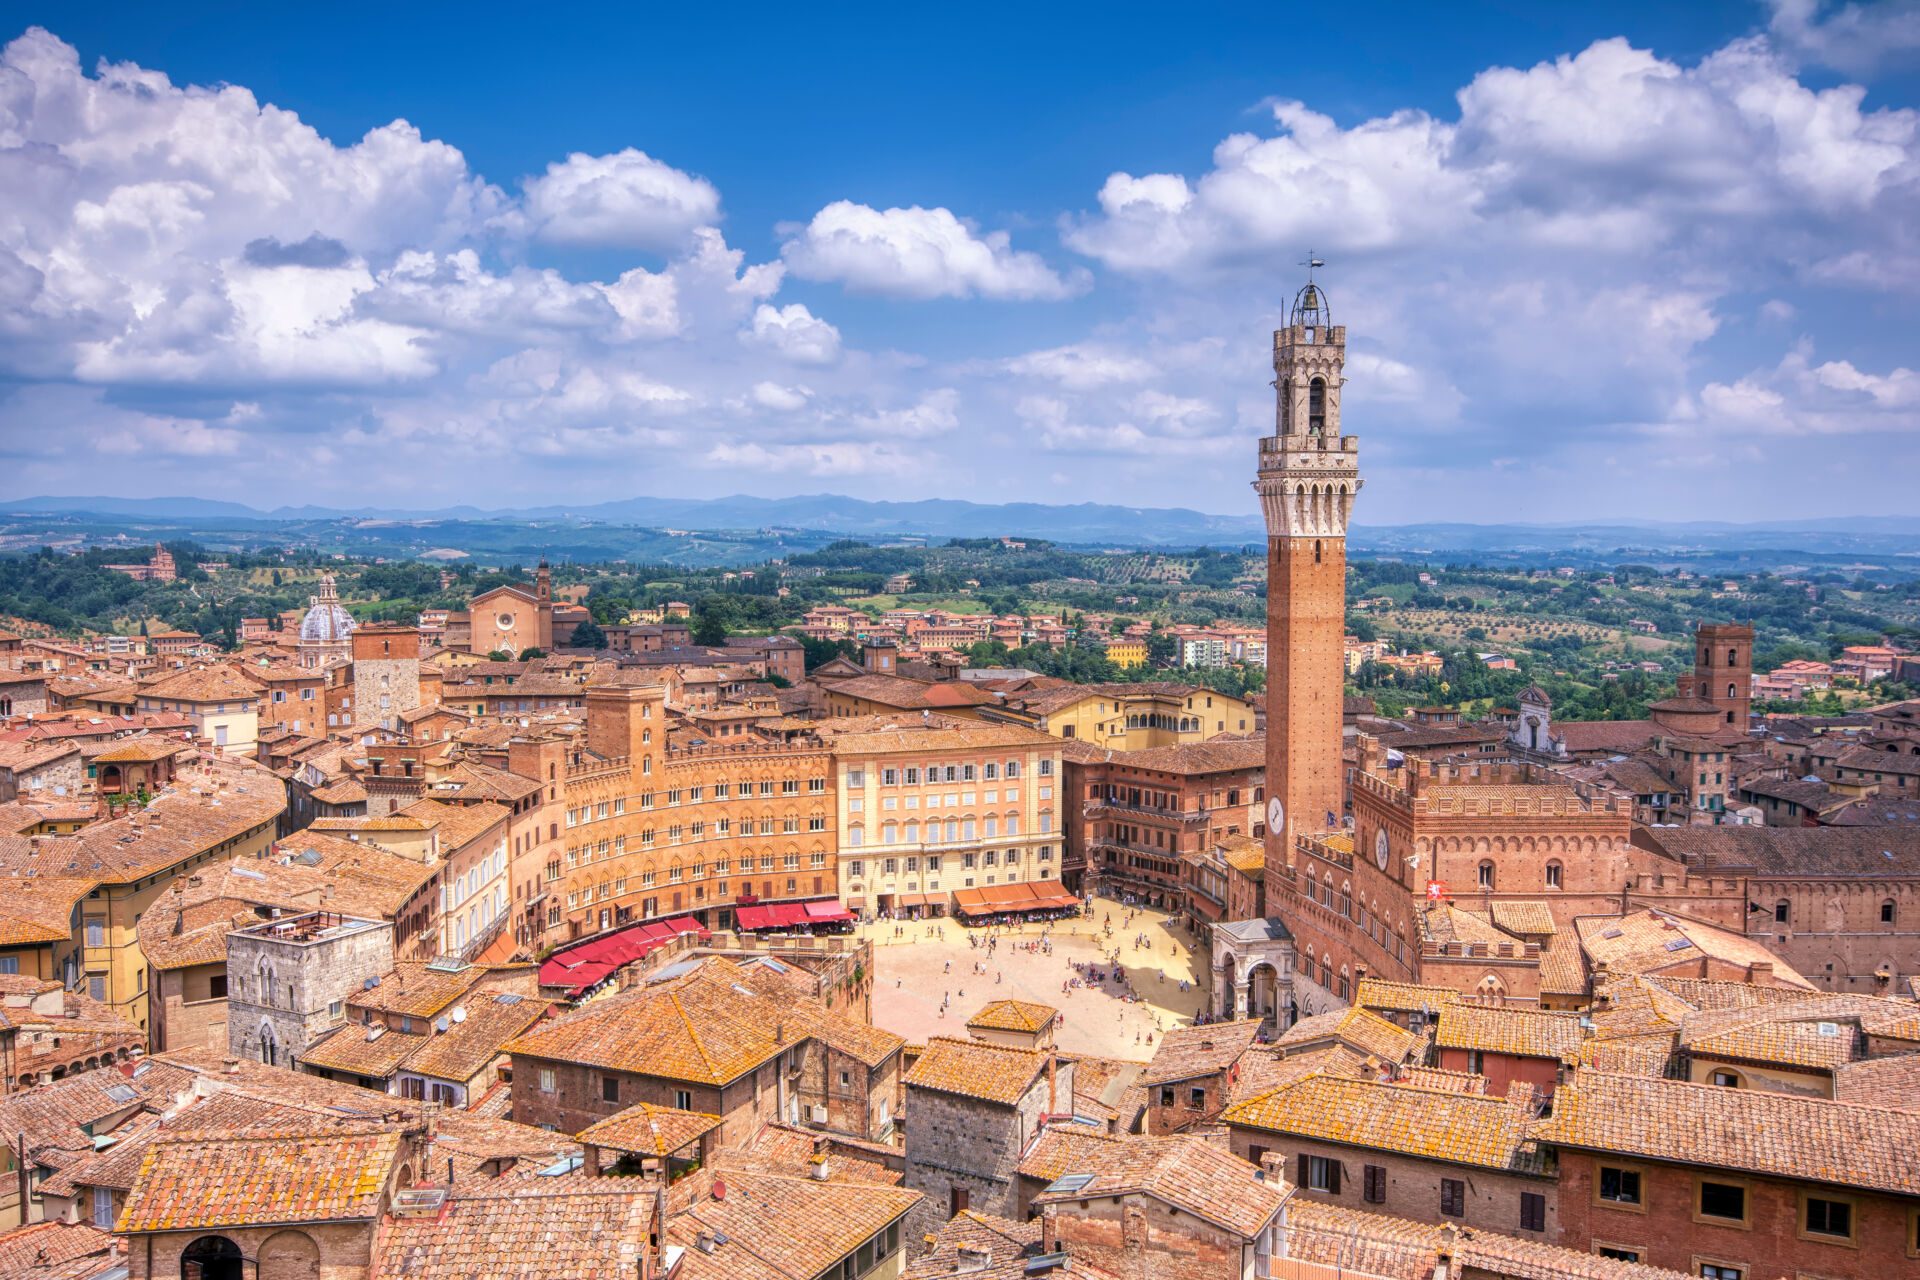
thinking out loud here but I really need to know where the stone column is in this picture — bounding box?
[1233,979,1250,1020]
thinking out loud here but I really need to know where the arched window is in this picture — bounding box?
[1308,377,1327,434]
[1727,683,1737,699]
[1727,648,1738,666]
[181,1235,244,1280]
[1477,861,1495,889]
[1545,860,1563,889]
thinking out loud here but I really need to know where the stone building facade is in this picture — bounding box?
[225,912,394,1068]
[351,624,423,731]
[902,1036,1072,1238]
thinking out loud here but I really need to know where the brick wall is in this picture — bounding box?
[1225,1129,1557,1244]
[1554,1150,1908,1280]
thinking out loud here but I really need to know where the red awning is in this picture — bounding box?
[804,900,854,923]
[734,904,775,930]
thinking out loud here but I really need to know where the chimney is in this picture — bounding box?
[222,1057,241,1076]
[1747,960,1773,983]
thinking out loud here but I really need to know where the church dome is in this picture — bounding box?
[299,574,356,644]
[300,600,355,643]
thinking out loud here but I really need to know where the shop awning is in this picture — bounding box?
[952,888,994,916]
[804,899,855,923]
[734,903,775,930]
[538,915,715,996]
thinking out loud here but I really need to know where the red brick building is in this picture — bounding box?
[1536,1072,1920,1278]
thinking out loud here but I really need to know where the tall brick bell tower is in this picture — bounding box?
[1255,270,1360,863]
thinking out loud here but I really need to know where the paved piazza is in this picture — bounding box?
[859,900,1210,1059]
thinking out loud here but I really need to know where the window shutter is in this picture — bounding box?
[1521,1192,1545,1232]
[1326,1162,1341,1196]
[1364,1165,1386,1204]
[1296,1154,1309,1188]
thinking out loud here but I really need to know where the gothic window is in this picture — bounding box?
[1308,377,1327,434]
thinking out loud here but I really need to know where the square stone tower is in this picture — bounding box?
[352,624,422,730]
[1254,275,1361,858]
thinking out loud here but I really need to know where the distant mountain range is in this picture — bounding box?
[6,493,1920,560]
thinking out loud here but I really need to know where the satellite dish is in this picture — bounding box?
[450,1006,466,1023]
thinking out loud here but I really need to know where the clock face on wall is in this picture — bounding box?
[1375,828,1391,870]
[1267,798,1285,835]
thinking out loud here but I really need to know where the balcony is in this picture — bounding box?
[1085,798,1207,824]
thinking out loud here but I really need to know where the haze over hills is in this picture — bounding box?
[6,493,1920,558]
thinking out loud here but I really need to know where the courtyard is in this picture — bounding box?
[857,899,1211,1060]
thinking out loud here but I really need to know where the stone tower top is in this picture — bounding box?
[1255,269,1361,540]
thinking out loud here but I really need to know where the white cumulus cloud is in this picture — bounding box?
[782,201,1085,300]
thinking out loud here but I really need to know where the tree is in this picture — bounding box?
[692,610,728,646]
[518,647,547,660]
[569,620,608,650]
[487,649,513,661]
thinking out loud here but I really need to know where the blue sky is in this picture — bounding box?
[1,1,1916,522]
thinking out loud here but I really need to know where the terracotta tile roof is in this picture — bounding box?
[904,1035,1049,1106]
[1284,1199,1692,1280]
[0,875,90,947]
[118,1127,402,1232]
[1576,1033,1675,1077]
[1401,1066,1487,1094]
[666,1168,921,1280]
[1833,1054,1920,1111]
[135,856,331,971]
[1534,1071,1920,1194]
[0,756,283,885]
[397,798,508,851]
[711,1124,906,1186]
[0,1222,119,1280]
[1028,1134,1285,1239]
[1538,929,1589,997]
[964,998,1058,1033]
[905,1211,1086,1280]
[808,710,1053,753]
[1357,977,1462,1015]
[1435,1005,1585,1061]
[1140,1019,1262,1086]
[1489,899,1558,936]
[1225,1073,1546,1174]
[1015,1124,1126,1182]
[1220,833,1265,874]
[371,1186,653,1280]
[90,738,189,764]
[1676,993,1920,1070]
[299,1023,427,1078]
[1228,1044,1372,1107]
[507,958,896,1087]
[0,1069,165,1165]
[1276,1005,1422,1065]
[352,961,490,1020]
[399,989,547,1085]
[1092,735,1266,776]
[1575,909,1814,988]
[577,1101,723,1157]
[137,664,262,704]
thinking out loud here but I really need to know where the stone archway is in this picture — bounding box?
[258,1228,321,1280]
[181,1235,244,1280]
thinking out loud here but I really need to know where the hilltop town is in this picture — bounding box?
[0,278,1917,1280]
